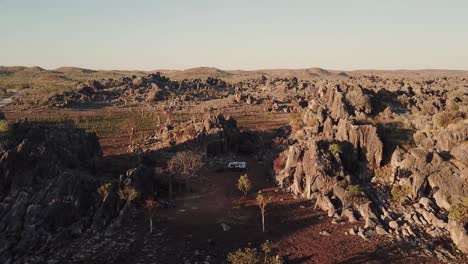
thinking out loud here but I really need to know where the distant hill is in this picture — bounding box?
[2,65,468,96]
[54,67,97,74]
[0,66,43,74]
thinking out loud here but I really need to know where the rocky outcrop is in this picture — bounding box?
[143,113,255,156]
[276,140,344,199]
[274,78,468,259]
[335,119,383,168]
[448,219,468,254]
[40,73,236,108]
[0,122,121,263]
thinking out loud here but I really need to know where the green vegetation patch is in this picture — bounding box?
[0,120,11,135]
[449,198,468,223]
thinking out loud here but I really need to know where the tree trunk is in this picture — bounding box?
[149,216,153,233]
[185,178,190,192]
[169,174,173,200]
[262,209,265,233]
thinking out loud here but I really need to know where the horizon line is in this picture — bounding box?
[2,65,468,73]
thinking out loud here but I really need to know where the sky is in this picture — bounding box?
[1,0,467,71]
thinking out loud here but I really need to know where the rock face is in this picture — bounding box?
[143,113,256,156]
[448,219,468,254]
[335,119,383,168]
[274,78,468,258]
[0,122,111,263]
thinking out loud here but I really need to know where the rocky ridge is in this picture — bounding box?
[274,81,468,260]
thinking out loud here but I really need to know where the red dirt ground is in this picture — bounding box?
[100,158,442,264]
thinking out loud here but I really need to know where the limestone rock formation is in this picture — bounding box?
[0,122,116,263]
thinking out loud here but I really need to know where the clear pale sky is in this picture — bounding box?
[1,0,467,70]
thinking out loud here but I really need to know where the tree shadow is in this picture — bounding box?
[284,254,313,264]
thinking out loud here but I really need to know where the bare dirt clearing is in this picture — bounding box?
[45,158,442,264]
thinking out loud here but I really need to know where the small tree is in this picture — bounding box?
[261,240,272,263]
[97,183,112,202]
[118,186,139,205]
[237,174,252,197]
[256,193,272,233]
[168,150,204,192]
[144,198,159,233]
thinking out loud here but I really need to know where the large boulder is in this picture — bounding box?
[448,219,468,254]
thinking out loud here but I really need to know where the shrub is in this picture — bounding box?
[118,186,139,204]
[227,241,277,264]
[328,143,342,156]
[237,174,252,197]
[97,183,112,202]
[0,88,7,97]
[289,115,304,132]
[374,166,392,182]
[390,185,411,205]
[433,111,464,128]
[0,120,11,135]
[345,184,365,204]
[227,247,261,264]
[449,198,468,223]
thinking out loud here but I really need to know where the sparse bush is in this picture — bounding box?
[328,143,342,156]
[227,246,261,264]
[118,186,139,204]
[345,184,365,205]
[374,166,393,182]
[433,111,464,128]
[227,241,277,264]
[449,198,468,223]
[353,116,374,125]
[0,120,11,136]
[237,174,252,197]
[0,88,7,97]
[390,185,411,205]
[97,183,112,202]
[289,115,304,132]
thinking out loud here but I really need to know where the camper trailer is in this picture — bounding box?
[227,161,247,171]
